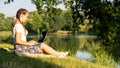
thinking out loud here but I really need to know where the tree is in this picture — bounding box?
[81,0,120,60]
[63,0,120,60]
[31,0,62,14]
[0,13,14,31]
[62,9,74,31]
[3,17,14,30]
[27,11,49,34]
[0,13,5,31]
[63,2,93,34]
[79,15,93,34]
[48,15,66,32]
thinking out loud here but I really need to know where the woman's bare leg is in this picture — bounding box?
[40,43,61,56]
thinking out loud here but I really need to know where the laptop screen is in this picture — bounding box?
[38,31,47,43]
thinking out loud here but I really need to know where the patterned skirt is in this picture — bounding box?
[15,44,41,54]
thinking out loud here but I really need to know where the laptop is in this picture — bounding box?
[33,31,47,45]
[38,31,47,43]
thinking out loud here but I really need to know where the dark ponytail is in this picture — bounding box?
[16,8,28,20]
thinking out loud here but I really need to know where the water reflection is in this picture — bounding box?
[46,35,98,61]
[117,64,120,68]
[76,50,95,62]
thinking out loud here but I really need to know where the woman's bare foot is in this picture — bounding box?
[58,52,69,58]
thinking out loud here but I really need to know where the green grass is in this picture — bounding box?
[0,31,12,37]
[80,40,117,68]
[0,43,112,68]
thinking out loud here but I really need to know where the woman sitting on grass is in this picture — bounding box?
[12,8,68,58]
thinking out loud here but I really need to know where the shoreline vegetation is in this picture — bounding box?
[50,30,70,35]
[0,30,96,37]
[0,31,116,68]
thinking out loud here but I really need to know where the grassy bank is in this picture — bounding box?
[0,43,112,68]
[0,31,12,37]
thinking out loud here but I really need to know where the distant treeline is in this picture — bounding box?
[0,9,93,34]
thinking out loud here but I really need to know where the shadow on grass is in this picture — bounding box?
[0,48,62,68]
[110,46,120,62]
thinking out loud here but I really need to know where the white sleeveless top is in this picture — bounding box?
[13,23,28,44]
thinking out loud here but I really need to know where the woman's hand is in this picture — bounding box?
[28,40,37,45]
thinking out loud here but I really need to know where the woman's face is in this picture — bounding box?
[20,13,29,23]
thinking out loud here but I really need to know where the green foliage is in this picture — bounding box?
[29,12,43,33]
[25,11,49,34]
[24,9,72,33]
[32,0,68,32]
[64,0,94,33]
[62,0,120,64]
[92,49,116,68]
[43,7,67,32]
[81,0,120,61]
[0,31,13,44]
[76,38,116,67]
[79,16,93,34]
[31,0,62,14]
[62,9,74,30]
[48,15,66,32]
[0,13,14,31]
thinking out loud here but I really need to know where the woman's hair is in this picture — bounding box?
[16,8,28,19]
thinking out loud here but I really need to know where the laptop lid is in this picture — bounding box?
[38,31,47,43]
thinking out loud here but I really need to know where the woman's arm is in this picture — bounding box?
[16,32,35,45]
[28,40,37,44]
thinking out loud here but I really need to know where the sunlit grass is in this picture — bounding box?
[0,43,112,68]
[0,43,14,48]
[0,31,12,37]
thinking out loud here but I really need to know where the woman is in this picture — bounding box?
[12,8,68,57]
